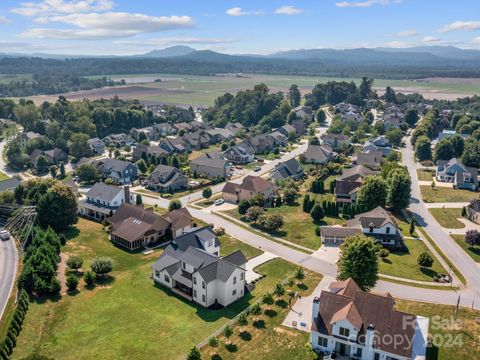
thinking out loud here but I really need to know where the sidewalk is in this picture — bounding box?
[245,252,278,283]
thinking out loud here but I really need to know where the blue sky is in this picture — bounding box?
[0,0,479,55]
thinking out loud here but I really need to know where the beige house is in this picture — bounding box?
[222,175,278,203]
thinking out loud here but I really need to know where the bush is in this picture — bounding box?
[66,273,79,292]
[378,248,390,259]
[417,252,434,268]
[213,227,225,236]
[84,271,96,287]
[91,257,113,277]
[66,255,83,271]
[238,200,251,215]
[168,199,182,211]
[315,226,321,236]
[208,336,219,347]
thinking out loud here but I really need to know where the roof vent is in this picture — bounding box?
[367,324,375,331]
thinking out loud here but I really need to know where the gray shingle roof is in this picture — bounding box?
[0,178,20,192]
[86,182,123,202]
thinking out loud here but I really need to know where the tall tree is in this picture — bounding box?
[288,84,301,108]
[404,109,419,128]
[384,86,397,104]
[414,135,432,161]
[356,176,388,212]
[387,168,411,212]
[462,139,480,168]
[359,77,374,99]
[434,138,455,162]
[337,234,379,291]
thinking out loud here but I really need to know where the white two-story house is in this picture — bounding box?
[78,182,134,221]
[310,279,429,360]
[151,226,247,308]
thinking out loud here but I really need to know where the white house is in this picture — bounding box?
[310,279,429,360]
[78,182,134,221]
[151,227,248,308]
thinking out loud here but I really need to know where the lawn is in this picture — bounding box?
[420,186,476,203]
[417,169,435,181]
[195,193,222,208]
[0,171,9,181]
[378,239,447,282]
[394,213,418,237]
[451,234,480,263]
[428,208,465,229]
[223,196,344,251]
[200,263,323,360]
[219,233,263,260]
[12,220,295,360]
[396,299,480,360]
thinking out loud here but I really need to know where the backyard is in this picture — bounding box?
[420,186,475,203]
[200,266,322,360]
[428,208,465,229]
[451,234,480,263]
[11,219,287,360]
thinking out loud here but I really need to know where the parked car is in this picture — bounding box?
[214,199,225,206]
[254,166,261,172]
[0,230,10,241]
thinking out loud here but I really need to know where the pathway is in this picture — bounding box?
[245,252,278,283]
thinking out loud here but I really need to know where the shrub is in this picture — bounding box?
[168,199,182,211]
[417,252,434,268]
[208,336,219,347]
[213,227,225,236]
[91,257,113,277]
[66,256,83,272]
[66,273,79,292]
[378,248,390,259]
[84,271,96,287]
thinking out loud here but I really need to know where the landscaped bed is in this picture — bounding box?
[420,186,475,203]
[428,208,465,229]
[451,234,480,263]
[11,219,299,360]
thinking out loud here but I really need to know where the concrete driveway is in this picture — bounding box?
[312,245,340,264]
[245,252,277,283]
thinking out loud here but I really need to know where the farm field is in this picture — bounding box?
[24,73,480,106]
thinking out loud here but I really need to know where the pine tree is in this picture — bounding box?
[303,194,311,213]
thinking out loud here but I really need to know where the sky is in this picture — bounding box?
[0,0,479,55]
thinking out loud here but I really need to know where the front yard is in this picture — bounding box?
[416,169,435,181]
[11,219,281,360]
[451,234,480,263]
[420,186,475,203]
[428,208,465,229]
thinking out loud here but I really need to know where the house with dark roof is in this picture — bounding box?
[301,144,335,164]
[334,180,362,205]
[146,164,189,192]
[29,148,68,168]
[310,278,429,360]
[102,133,134,147]
[132,144,169,162]
[153,123,176,136]
[151,226,247,307]
[322,134,350,151]
[91,158,138,184]
[352,151,383,168]
[277,124,297,137]
[161,207,194,238]
[87,138,105,155]
[320,226,362,246]
[363,136,393,157]
[266,131,288,147]
[222,144,255,164]
[436,158,478,191]
[159,137,191,154]
[78,182,134,221]
[226,122,244,134]
[130,126,158,141]
[190,151,230,179]
[339,165,379,183]
[466,199,480,224]
[383,104,405,129]
[182,131,211,150]
[270,158,304,181]
[222,175,277,204]
[242,135,274,154]
[203,128,234,144]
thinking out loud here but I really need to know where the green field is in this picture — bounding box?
[428,208,465,229]
[11,219,287,360]
[451,234,480,263]
[420,186,475,203]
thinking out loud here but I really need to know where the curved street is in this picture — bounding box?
[0,236,18,321]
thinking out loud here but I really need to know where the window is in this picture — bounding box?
[369,226,374,233]
[386,226,391,234]
[164,274,170,283]
[374,353,380,360]
[208,239,213,247]
[202,295,206,302]
[232,290,236,296]
[155,270,160,277]
[339,327,350,337]
[202,281,206,289]
[233,276,237,285]
[193,290,197,298]
[317,337,328,347]
[356,348,362,357]
[240,272,244,280]
[193,277,197,285]
[182,262,186,270]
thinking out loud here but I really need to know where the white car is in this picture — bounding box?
[214,199,225,206]
[0,230,10,241]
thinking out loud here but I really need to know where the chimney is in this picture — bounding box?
[365,324,376,354]
[124,185,131,204]
[312,297,320,323]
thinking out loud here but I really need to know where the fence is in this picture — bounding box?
[179,270,298,359]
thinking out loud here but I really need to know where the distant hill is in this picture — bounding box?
[140,46,196,58]
[375,46,480,60]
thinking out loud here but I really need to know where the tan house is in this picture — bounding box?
[222,175,278,203]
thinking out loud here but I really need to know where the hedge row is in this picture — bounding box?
[0,289,29,359]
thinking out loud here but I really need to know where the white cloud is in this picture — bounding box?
[274,6,303,15]
[336,0,401,8]
[116,37,234,47]
[226,7,248,16]
[422,36,441,43]
[472,36,480,45]
[0,15,10,24]
[395,29,417,37]
[11,0,114,16]
[384,41,409,48]
[439,21,480,33]
[20,12,195,39]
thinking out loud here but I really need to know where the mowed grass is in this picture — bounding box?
[395,300,480,360]
[379,239,447,282]
[0,171,10,181]
[200,266,323,360]
[451,234,480,263]
[12,219,290,360]
[420,186,476,203]
[417,169,435,181]
[428,208,465,229]
[219,233,263,260]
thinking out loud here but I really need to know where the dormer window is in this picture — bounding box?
[339,327,350,337]
[369,226,374,233]
[386,227,390,234]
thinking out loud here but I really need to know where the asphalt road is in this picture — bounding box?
[0,237,18,321]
